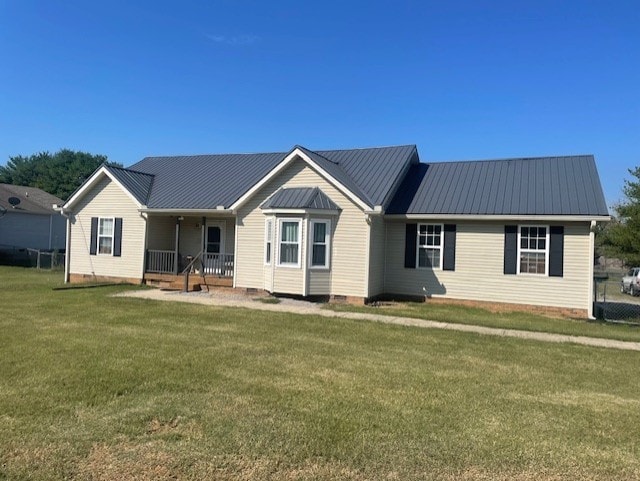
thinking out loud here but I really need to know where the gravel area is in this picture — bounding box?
[115,289,640,352]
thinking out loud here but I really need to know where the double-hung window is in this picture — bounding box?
[518,226,548,274]
[98,218,114,255]
[278,219,301,267]
[264,219,273,265]
[417,224,443,269]
[309,220,330,268]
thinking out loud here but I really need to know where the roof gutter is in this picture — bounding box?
[384,214,611,222]
[138,207,234,215]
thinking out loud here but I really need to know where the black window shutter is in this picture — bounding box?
[113,218,123,257]
[504,225,517,275]
[443,224,456,271]
[404,223,417,268]
[549,226,564,277]
[90,217,98,255]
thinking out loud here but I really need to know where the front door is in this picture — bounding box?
[204,222,225,273]
[206,226,221,254]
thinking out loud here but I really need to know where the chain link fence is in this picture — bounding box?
[594,271,640,324]
[0,245,65,270]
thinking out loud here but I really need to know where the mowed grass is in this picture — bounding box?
[1,267,639,480]
[328,298,640,342]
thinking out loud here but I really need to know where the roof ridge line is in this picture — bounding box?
[425,155,594,165]
[106,164,155,177]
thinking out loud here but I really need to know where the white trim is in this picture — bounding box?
[64,166,144,210]
[302,217,309,296]
[417,223,444,270]
[230,148,372,212]
[516,225,549,276]
[308,219,331,270]
[588,220,596,319]
[277,218,302,268]
[386,214,611,222]
[140,212,148,279]
[261,208,339,216]
[64,215,71,283]
[97,217,115,256]
[264,217,273,266]
[232,215,238,288]
[139,208,234,215]
[364,215,372,298]
[205,220,226,255]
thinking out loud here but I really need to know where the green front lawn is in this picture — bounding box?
[1,266,639,480]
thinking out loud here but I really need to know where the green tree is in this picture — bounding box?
[598,167,640,266]
[0,149,121,200]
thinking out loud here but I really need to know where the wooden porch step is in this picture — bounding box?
[144,272,232,292]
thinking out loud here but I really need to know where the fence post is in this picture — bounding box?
[36,250,41,269]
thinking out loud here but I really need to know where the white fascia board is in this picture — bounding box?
[63,166,144,210]
[139,208,234,215]
[261,208,340,216]
[384,214,612,222]
[229,148,372,212]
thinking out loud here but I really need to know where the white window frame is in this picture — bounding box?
[417,223,443,269]
[277,218,302,268]
[517,225,549,275]
[97,217,115,255]
[309,219,331,269]
[264,218,273,265]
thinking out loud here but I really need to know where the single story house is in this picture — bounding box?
[59,145,609,317]
[0,183,66,250]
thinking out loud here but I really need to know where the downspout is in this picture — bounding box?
[364,213,372,301]
[588,220,596,319]
[48,215,53,250]
[56,207,71,283]
[302,216,309,297]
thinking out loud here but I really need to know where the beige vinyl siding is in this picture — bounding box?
[367,214,385,297]
[384,220,592,310]
[308,270,331,295]
[69,176,145,279]
[147,216,176,250]
[236,158,369,297]
[224,219,235,255]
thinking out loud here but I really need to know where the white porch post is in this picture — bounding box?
[174,217,181,274]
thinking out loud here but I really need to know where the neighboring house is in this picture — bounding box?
[59,145,610,317]
[0,183,66,250]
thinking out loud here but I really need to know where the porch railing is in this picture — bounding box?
[202,253,234,277]
[146,250,234,278]
[146,249,176,274]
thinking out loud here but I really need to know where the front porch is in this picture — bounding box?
[143,215,235,290]
[144,271,233,291]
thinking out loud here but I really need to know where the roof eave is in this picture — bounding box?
[63,164,144,211]
[229,147,373,212]
[384,214,611,222]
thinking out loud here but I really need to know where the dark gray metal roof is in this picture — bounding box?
[314,145,418,206]
[386,155,609,216]
[261,187,341,211]
[131,152,285,209]
[104,165,154,205]
[128,145,416,209]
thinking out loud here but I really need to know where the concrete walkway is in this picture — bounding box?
[115,289,640,352]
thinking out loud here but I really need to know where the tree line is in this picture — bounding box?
[0,149,121,201]
[597,167,640,266]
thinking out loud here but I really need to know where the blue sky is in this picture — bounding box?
[1,1,638,207]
